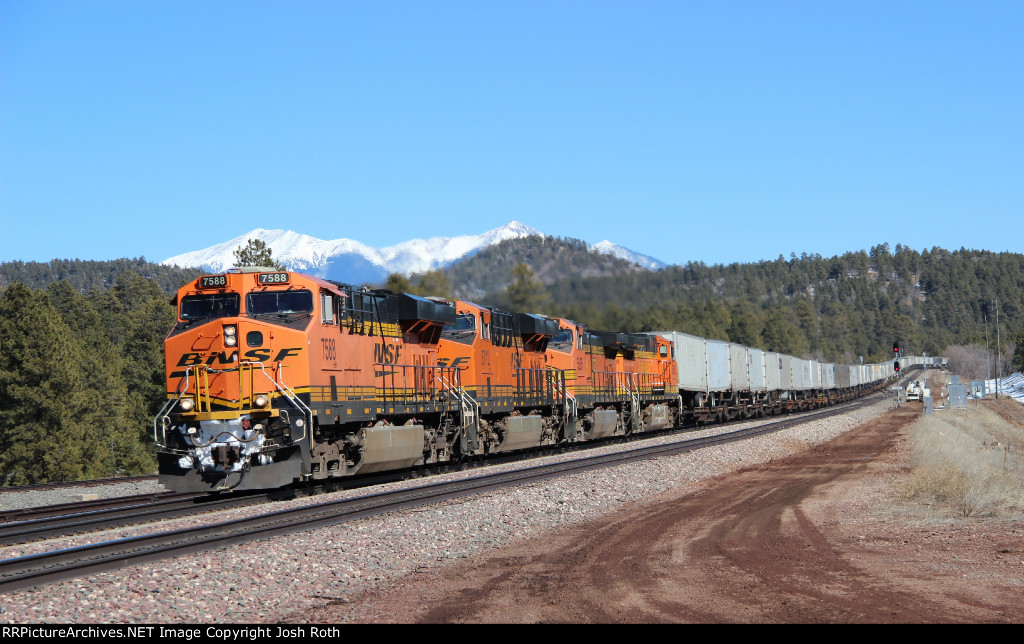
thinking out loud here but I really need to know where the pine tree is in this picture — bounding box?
[413,270,452,299]
[233,239,285,270]
[0,284,105,484]
[384,273,412,293]
[1011,327,1024,373]
[503,264,550,313]
[89,273,166,474]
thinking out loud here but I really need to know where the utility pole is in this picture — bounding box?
[995,298,1001,399]
[985,314,991,389]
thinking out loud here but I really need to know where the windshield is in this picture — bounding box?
[549,328,574,353]
[246,290,314,316]
[441,313,476,344]
[180,293,240,321]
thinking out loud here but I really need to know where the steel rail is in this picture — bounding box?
[0,492,267,546]
[0,491,185,524]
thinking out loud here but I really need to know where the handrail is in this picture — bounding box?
[153,369,194,447]
[548,371,578,422]
[153,361,310,449]
[513,366,569,404]
[435,368,479,435]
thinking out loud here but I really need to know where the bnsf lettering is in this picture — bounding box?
[436,356,470,369]
[177,352,233,367]
[176,347,301,367]
[177,353,202,367]
[242,348,302,362]
[243,349,272,362]
[374,342,402,365]
[273,348,302,362]
[206,351,238,366]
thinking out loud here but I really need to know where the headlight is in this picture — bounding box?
[224,325,237,345]
[225,335,237,347]
[178,398,195,412]
[253,395,269,408]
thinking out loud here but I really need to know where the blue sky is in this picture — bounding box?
[2,1,1021,267]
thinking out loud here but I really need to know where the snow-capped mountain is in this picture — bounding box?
[162,221,544,284]
[591,241,666,270]
[162,221,665,284]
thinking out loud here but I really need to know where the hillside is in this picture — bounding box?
[0,257,201,296]
[440,235,644,299]
[534,245,1024,365]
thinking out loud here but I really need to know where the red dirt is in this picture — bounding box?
[299,403,1024,623]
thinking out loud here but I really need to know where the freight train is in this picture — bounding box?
[153,267,932,492]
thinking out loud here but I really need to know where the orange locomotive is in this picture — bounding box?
[155,268,679,492]
[574,330,678,437]
[155,268,460,492]
[436,301,567,453]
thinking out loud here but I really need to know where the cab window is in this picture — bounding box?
[441,313,476,345]
[180,293,240,321]
[321,292,336,324]
[247,290,314,316]
[549,328,574,353]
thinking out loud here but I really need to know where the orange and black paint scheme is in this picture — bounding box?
[436,301,566,452]
[155,269,680,492]
[577,330,679,437]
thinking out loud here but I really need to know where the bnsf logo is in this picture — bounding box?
[175,348,302,367]
[374,342,402,365]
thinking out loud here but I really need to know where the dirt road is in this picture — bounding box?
[304,402,1024,623]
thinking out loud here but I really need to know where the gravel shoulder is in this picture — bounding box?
[3,378,1021,623]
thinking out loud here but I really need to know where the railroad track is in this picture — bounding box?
[0,475,157,495]
[0,392,886,594]
[0,490,182,524]
[0,491,265,547]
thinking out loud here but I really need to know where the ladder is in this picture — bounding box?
[436,370,479,449]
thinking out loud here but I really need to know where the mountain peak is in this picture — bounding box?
[161,221,546,284]
[162,221,663,284]
[497,221,541,235]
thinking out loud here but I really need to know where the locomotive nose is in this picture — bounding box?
[176,417,267,473]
